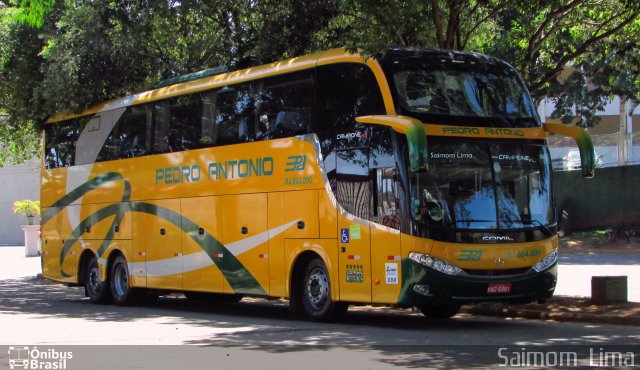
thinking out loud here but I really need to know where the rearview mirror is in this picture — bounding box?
[355,115,428,172]
[543,123,596,178]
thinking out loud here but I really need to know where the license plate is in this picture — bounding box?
[487,283,512,294]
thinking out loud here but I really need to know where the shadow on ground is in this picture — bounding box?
[1,275,637,368]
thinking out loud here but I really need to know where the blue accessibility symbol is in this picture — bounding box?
[341,228,350,243]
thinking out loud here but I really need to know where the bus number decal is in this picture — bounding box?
[458,249,483,262]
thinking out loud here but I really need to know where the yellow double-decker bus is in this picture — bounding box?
[41,48,595,321]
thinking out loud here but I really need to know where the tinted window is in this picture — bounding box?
[153,100,170,154]
[254,71,313,139]
[369,127,402,228]
[215,85,253,145]
[336,148,372,219]
[316,63,385,132]
[97,104,152,162]
[44,118,88,169]
[200,91,218,147]
[168,95,201,151]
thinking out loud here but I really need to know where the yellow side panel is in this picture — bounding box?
[131,207,147,287]
[79,203,107,239]
[284,239,339,300]
[283,190,319,239]
[111,202,132,240]
[143,199,183,290]
[41,207,63,281]
[318,190,337,239]
[181,196,224,293]
[81,170,129,204]
[41,168,67,208]
[370,226,402,304]
[267,192,286,297]
[223,194,269,294]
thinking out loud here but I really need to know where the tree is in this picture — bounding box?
[0,0,639,165]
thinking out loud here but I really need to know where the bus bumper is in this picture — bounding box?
[398,261,557,306]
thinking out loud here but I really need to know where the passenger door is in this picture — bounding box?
[335,145,373,303]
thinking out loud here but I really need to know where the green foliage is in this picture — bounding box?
[0,0,638,167]
[13,199,40,217]
[8,0,55,28]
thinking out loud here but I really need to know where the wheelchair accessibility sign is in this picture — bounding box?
[341,228,350,243]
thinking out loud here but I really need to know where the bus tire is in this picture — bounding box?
[110,255,143,306]
[85,255,112,304]
[301,258,347,322]
[418,304,461,319]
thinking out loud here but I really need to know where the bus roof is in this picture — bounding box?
[45,48,366,124]
[45,47,511,124]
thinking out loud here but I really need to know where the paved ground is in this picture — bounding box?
[1,245,638,370]
[0,244,638,330]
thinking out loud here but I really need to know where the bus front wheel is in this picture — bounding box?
[301,258,347,322]
[418,304,461,319]
[85,255,112,304]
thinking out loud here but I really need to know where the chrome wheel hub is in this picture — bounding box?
[306,268,329,311]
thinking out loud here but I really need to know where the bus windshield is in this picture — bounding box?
[410,139,554,230]
[384,58,539,127]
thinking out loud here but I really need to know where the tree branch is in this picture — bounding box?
[525,0,583,66]
[431,0,445,48]
[461,0,517,49]
[530,10,638,96]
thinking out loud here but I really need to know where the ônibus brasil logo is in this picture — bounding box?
[8,346,73,370]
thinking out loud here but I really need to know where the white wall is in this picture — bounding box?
[0,160,40,245]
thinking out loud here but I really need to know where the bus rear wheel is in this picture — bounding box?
[418,304,461,319]
[85,255,112,304]
[110,255,144,306]
[301,258,347,322]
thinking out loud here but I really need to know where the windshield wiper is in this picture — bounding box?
[502,218,555,236]
[529,219,554,237]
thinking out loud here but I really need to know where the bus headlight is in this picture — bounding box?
[532,250,558,272]
[409,252,462,276]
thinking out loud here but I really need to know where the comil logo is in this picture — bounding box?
[7,346,73,370]
[482,235,515,242]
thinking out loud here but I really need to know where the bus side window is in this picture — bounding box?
[98,104,152,161]
[200,91,218,147]
[336,148,372,220]
[254,71,313,140]
[168,94,201,152]
[369,127,403,229]
[45,118,86,168]
[215,85,253,145]
[315,63,385,132]
[153,101,170,154]
[44,124,59,169]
